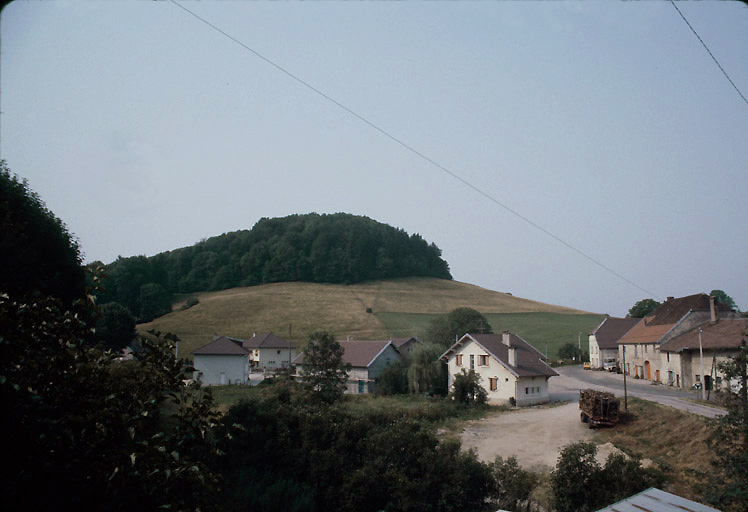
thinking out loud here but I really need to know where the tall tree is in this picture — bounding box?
[425,307,493,347]
[626,298,661,318]
[299,330,351,404]
[94,302,136,352]
[710,289,739,312]
[0,161,86,303]
[407,342,448,395]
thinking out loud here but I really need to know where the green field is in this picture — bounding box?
[376,311,604,359]
[139,277,603,359]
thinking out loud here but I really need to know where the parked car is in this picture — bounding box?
[583,362,591,370]
[603,358,617,372]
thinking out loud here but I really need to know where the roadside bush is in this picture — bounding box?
[492,455,539,510]
[375,360,409,395]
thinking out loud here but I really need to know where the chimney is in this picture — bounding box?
[508,347,517,367]
[502,330,511,347]
[213,333,220,341]
[666,296,674,302]
[710,295,717,323]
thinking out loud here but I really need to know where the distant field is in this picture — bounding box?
[376,311,605,359]
[138,277,601,359]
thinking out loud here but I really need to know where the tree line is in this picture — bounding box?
[90,212,452,322]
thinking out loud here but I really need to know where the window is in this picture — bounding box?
[525,387,529,395]
[696,374,701,382]
[455,354,463,366]
[644,345,648,353]
[479,355,489,366]
[470,354,475,370]
[277,350,281,354]
[666,352,670,362]
[489,377,497,391]
[634,345,639,358]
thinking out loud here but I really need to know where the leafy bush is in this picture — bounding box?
[451,369,488,406]
[182,296,200,310]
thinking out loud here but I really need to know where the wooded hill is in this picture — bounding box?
[139,277,604,360]
[91,213,451,321]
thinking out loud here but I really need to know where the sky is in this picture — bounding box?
[1,1,747,317]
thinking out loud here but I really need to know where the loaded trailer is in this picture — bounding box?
[579,389,620,428]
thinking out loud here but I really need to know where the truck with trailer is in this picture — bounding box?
[579,389,620,428]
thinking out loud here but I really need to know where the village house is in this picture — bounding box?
[440,331,558,406]
[192,336,250,385]
[192,332,296,385]
[617,294,738,386]
[389,336,422,355]
[293,339,401,394]
[588,317,638,370]
[658,317,748,391]
[243,332,297,370]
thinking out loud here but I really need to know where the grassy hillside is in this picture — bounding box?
[138,277,604,359]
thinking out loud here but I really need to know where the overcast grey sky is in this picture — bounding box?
[2,1,746,316]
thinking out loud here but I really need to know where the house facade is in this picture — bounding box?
[390,336,422,356]
[440,331,558,406]
[588,317,638,370]
[243,332,297,370]
[293,340,401,394]
[192,336,250,385]
[617,294,738,386]
[658,317,748,390]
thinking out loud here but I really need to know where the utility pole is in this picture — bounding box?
[622,345,628,410]
[699,328,705,401]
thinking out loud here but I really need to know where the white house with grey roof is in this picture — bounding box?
[192,336,250,385]
[440,331,558,406]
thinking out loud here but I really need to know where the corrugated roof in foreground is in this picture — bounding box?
[595,487,721,512]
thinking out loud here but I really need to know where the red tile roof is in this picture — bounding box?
[591,317,640,350]
[618,293,733,345]
[192,336,248,355]
[660,318,748,353]
[441,333,558,378]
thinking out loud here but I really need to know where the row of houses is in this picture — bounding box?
[192,330,559,405]
[589,293,746,391]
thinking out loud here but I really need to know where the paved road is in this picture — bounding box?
[551,366,724,418]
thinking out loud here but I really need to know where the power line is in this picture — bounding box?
[670,0,748,107]
[168,0,661,300]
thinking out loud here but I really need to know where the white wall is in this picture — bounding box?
[193,354,248,385]
[445,338,551,406]
[258,347,297,369]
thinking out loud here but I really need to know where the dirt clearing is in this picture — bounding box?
[458,401,623,472]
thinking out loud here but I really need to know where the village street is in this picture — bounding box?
[458,365,724,471]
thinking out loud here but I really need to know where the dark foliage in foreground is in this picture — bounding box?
[215,384,496,512]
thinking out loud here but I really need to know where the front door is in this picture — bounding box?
[655,369,660,382]
[219,372,226,385]
[644,361,651,380]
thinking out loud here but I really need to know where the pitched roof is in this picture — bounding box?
[596,487,720,512]
[441,333,558,378]
[618,293,732,345]
[293,340,396,368]
[645,293,730,326]
[591,317,640,349]
[192,336,248,356]
[659,318,748,353]
[390,336,421,349]
[242,332,295,349]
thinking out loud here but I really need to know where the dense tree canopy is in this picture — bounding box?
[710,289,739,312]
[299,330,351,404]
[626,298,661,318]
[94,301,137,352]
[425,307,493,347]
[0,161,86,303]
[95,213,452,319]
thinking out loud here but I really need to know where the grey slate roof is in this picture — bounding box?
[192,336,248,356]
[595,487,720,512]
[242,332,295,349]
[441,333,558,378]
[293,340,395,368]
[591,317,639,350]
